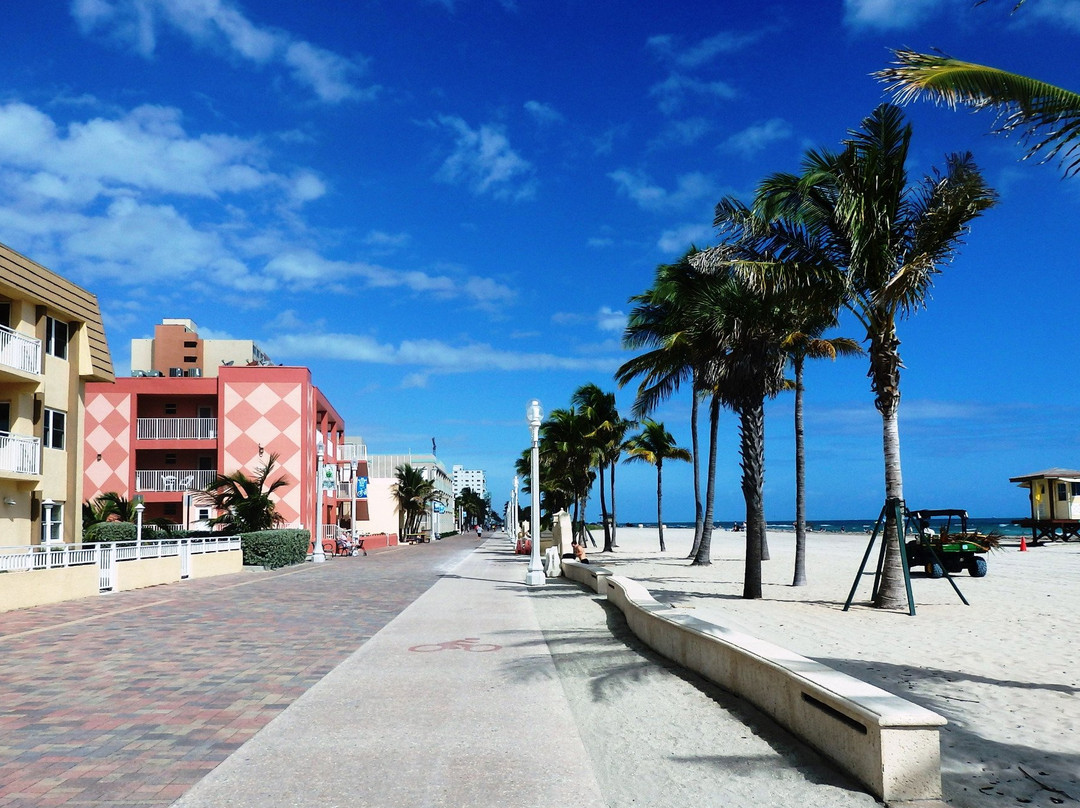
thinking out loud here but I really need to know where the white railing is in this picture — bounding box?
[0,325,41,375]
[137,417,218,440]
[0,432,41,475]
[339,443,367,462]
[0,536,241,573]
[135,468,217,492]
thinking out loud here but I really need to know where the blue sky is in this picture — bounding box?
[3,1,1079,521]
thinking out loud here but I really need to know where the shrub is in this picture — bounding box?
[240,529,310,569]
[83,521,138,543]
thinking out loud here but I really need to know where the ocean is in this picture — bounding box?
[635,518,1028,537]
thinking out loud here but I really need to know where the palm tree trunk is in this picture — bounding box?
[740,400,765,598]
[598,462,610,551]
[792,356,808,586]
[609,463,618,550]
[869,324,906,609]
[656,460,665,552]
[692,394,721,566]
[688,389,704,559]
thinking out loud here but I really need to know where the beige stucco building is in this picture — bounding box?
[0,242,113,546]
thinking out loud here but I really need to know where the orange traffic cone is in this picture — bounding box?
[1019,536,1028,552]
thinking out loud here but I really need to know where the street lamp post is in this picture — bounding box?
[351,458,358,546]
[313,439,326,563]
[428,466,437,543]
[512,475,519,545]
[525,399,545,586]
[135,502,145,558]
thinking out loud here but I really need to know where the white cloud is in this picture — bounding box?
[609,169,717,212]
[364,230,411,249]
[842,0,942,30]
[1025,0,1080,31]
[721,118,793,158]
[649,73,737,115]
[596,306,626,333]
[647,30,764,67]
[434,116,536,200]
[70,0,371,103]
[262,331,619,374]
[657,223,714,254]
[524,100,564,125]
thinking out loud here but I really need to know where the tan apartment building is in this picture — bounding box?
[130,318,272,379]
[0,242,114,546]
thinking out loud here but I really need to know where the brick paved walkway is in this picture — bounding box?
[0,537,475,808]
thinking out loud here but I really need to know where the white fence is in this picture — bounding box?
[137,417,218,440]
[0,325,41,375]
[0,536,240,580]
[0,432,41,475]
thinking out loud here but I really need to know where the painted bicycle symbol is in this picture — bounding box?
[408,637,502,653]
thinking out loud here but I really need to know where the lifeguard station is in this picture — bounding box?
[1010,468,1080,543]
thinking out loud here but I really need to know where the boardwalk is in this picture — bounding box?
[0,539,473,808]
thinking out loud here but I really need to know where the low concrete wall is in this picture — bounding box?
[188,549,242,579]
[0,566,100,612]
[590,571,946,803]
[561,560,611,595]
[115,556,181,592]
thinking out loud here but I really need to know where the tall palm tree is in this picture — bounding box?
[617,250,709,559]
[724,104,996,608]
[571,383,624,552]
[393,463,435,539]
[623,419,691,551]
[875,3,1080,177]
[200,453,290,533]
[540,407,597,543]
[784,332,862,586]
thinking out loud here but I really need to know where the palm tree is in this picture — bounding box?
[541,407,597,544]
[393,463,435,539]
[623,419,691,551]
[200,453,290,533]
[571,383,621,551]
[82,491,144,528]
[875,3,1080,177]
[723,104,996,608]
[784,332,862,586]
[617,250,709,559]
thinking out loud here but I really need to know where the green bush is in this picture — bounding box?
[240,529,310,569]
[83,521,138,543]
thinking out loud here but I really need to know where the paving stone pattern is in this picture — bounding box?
[0,538,473,807]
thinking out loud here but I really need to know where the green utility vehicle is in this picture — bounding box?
[905,509,994,578]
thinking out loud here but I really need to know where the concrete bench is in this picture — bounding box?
[560,559,612,594]
[603,574,946,803]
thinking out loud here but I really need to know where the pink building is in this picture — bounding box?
[84,365,368,543]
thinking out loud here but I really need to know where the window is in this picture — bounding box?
[197,406,212,419]
[43,408,65,449]
[184,341,197,348]
[164,503,177,516]
[164,403,177,415]
[40,501,63,543]
[1072,483,1080,498]
[0,402,9,434]
[183,355,197,363]
[198,508,210,521]
[45,317,68,359]
[0,300,9,328]
[1058,483,1068,501]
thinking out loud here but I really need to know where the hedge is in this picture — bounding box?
[83,521,138,543]
[240,529,311,569]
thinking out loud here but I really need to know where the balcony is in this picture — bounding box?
[0,432,41,476]
[135,468,217,493]
[339,443,367,462]
[137,417,218,441]
[0,325,42,377]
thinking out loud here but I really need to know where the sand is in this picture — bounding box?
[561,526,1080,807]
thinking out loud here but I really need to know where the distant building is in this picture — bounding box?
[84,364,364,544]
[1010,468,1080,542]
[367,453,455,537]
[0,241,114,546]
[452,464,486,499]
[130,318,273,379]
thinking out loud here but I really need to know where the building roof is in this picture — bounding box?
[1009,468,1080,484]
[0,241,114,382]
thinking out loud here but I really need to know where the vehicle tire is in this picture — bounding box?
[969,557,988,577]
[926,561,945,579]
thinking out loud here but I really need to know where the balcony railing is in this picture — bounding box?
[0,325,41,376]
[0,432,41,475]
[338,443,367,462]
[135,468,217,492]
[137,417,218,440]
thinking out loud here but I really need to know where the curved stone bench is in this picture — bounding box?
[567,565,946,802]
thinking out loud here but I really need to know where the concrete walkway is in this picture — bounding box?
[1,534,881,807]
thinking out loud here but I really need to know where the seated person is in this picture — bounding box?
[572,541,590,564]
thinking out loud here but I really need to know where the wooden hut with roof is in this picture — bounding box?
[1010,468,1080,542]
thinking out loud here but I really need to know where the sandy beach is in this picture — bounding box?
[565,526,1080,807]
